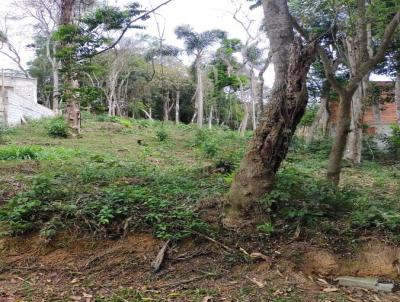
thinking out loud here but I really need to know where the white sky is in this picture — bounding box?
[0,0,276,86]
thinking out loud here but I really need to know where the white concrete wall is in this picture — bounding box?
[6,91,55,126]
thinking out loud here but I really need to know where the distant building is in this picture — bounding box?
[329,81,398,137]
[0,69,55,127]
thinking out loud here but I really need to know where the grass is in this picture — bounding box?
[0,115,399,243]
[1,115,400,302]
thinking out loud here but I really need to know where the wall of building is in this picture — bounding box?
[6,90,54,126]
[1,75,54,126]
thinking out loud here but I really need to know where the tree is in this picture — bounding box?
[0,15,29,77]
[223,0,316,227]
[14,0,61,112]
[175,25,226,128]
[314,1,400,184]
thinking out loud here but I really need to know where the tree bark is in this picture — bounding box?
[239,102,249,136]
[175,89,180,124]
[396,74,400,124]
[60,0,80,135]
[224,0,316,227]
[208,105,213,129]
[306,92,330,143]
[327,91,352,185]
[196,62,204,128]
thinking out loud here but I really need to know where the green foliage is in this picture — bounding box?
[386,124,400,157]
[262,166,354,226]
[155,128,168,141]
[257,222,275,235]
[0,146,42,160]
[299,106,318,127]
[47,117,69,138]
[0,158,217,240]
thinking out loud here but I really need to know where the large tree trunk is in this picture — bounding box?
[60,0,80,135]
[65,78,81,135]
[224,0,316,228]
[396,74,400,124]
[196,62,204,128]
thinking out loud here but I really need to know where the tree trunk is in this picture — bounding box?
[306,93,330,143]
[326,91,352,185]
[344,76,368,164]
[208,105,213,129]
[224,0,316,227]
[52,66,60,113]
[60,0,80,135]
[239,102,249,136]
[250,69,257,130]
[344,21,373,165]
[396,74,400,124]
[163,94,170,122]
[65,78,81,135]
[175,89,180,124]
[196,62,204,128]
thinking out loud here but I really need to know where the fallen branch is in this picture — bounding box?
[189,230,235,252]
[151,239,170,273]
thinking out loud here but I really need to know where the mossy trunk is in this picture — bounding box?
[224,41,315,227]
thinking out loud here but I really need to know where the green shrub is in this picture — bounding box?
[299,105,318,127]
[0,161,214,240]
[201,140,220,158]
[47,118,69,138]
[0,146,42,160]
[257,222,275,235]
[262,166,355,226]
[155,128,168,141]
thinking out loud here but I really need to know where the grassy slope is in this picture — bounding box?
[0,116,399,301]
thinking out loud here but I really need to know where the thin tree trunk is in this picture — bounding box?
[52,67,60,113]
[239,102,249,136]
[208,105,213,129]
[175,89,180,124]
[396,74,400,124]
[327,91,352,185]
[306,94,330,143]
[250,69,257,129]
[196,62,204,128]
[164,94,170,122]
[224,0,316,227]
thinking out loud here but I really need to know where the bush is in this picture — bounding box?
[261,166,355,226]
[47,118,69,138]
[155,128,168,141]
[0,161,213,240]
[0,146,42,160]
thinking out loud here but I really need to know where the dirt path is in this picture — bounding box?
[1,233,400,301]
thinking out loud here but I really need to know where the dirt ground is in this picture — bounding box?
[1,232,400,302]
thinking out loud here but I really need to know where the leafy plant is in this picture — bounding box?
[155,128,168,141]
[47,117,69,138]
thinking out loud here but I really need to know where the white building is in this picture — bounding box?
[0,70,55,127]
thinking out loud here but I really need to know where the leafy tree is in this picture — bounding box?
[175,25,226,128]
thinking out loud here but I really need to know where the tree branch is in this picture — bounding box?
[87,0,174,58]
[346,11,400,93]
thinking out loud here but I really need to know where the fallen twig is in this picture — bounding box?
[157,275,205,289]
[189,230,235,252]
[151,239,171,273]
